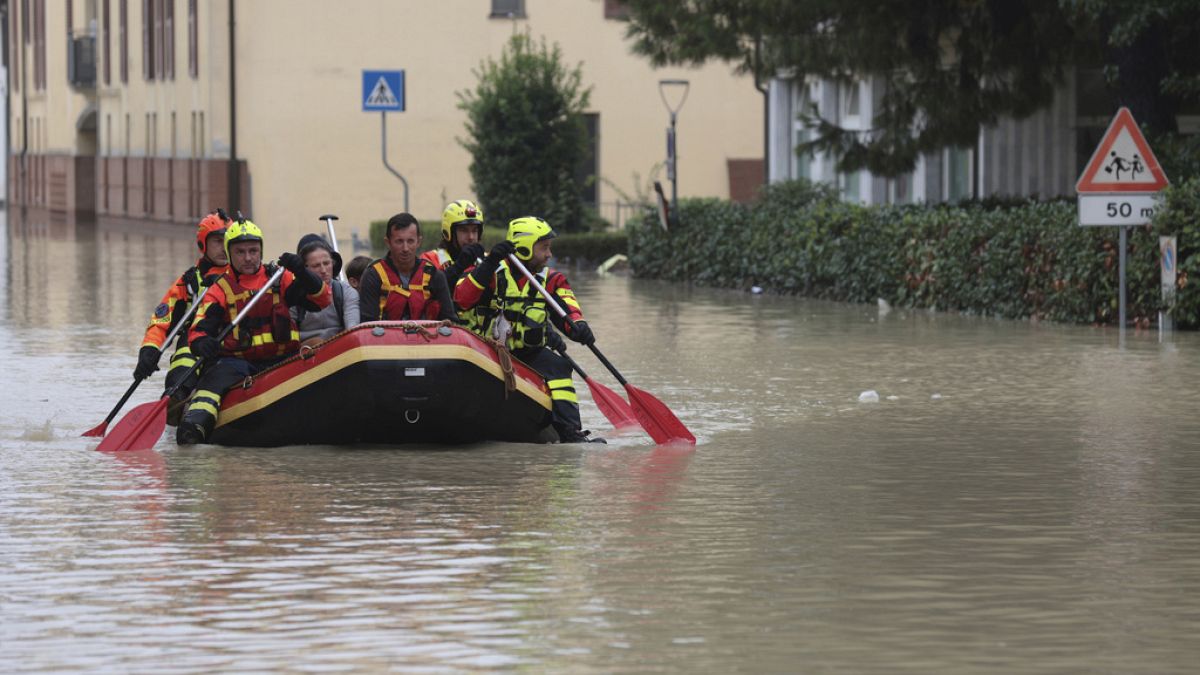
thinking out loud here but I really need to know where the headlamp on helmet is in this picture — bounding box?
[441,199,484,243]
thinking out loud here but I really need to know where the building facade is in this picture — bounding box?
[5,0,763,246]
[767,70,1198,205]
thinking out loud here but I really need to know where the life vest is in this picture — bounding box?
[215,270,300,361]
[374,258,441,320]
[422,248,453,270]
[495,263,557,351]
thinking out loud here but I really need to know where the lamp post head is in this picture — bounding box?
[658,79,690,118]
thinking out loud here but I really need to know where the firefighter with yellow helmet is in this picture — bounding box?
[176,218,331,444]
[133,209,231,423]
[421,199,486,289]
[455,216,603,443]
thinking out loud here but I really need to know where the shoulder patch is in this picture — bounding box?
[154,303,171,318]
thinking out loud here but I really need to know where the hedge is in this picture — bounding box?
[628,178,1200,328]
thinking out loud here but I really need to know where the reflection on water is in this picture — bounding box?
[3,210,1200,671]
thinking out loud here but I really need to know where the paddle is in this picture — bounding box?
[319,214,348,283]
[83,280,214,437]
[507,255,696,445]
[96,266,287,452]
[551,343,639,431]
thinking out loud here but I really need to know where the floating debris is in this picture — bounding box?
[858,390,880,403]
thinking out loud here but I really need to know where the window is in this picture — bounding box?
[11,3,19,92]
[34,0,45,90]
[576,113,599,206]
[103,0,111,84]
[490,0,525,18]
[143,0,155,79]
[841,80,860,123]
[791,82,813,180]
[947,146,971,201]
[603,0,629,20]
[120,0,128,82]
[164,0,174,79]
[188,0,197,77]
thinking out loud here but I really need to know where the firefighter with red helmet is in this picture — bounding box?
[176,219,331,445]
[133,209,231,423]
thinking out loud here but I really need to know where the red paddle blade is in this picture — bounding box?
[81,421,108,437]
[625,384,696,446]
[96,398,169,452]
[584,376,639,431]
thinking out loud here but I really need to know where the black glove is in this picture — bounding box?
[278,251,305,274]
[567,320,594,345]
[134,345,161,380]
[455,243,485,265]
[202,273,223,286]
[484,240,516,266]
[547,329,566,354]
[192,336,220,362]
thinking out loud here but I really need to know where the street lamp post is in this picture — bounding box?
[658,79,690,219]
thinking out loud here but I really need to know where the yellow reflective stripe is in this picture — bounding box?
[559,296,581,311]
[168,355,196,370]
[306,280,327,302]
[547,378,574,390]
[466,273,485,290]
[191,400,220,417]
[550,389,578,403]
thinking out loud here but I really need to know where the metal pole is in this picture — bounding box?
[380,112,409,213]
[227,0,239,212]
[670,112,678,212]
[1119,225,1127,334]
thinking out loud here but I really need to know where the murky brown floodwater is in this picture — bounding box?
[3,211,1200,672]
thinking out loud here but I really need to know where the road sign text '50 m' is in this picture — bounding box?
[1078,194,1160,226]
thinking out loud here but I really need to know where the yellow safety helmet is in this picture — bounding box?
[441,200,484,243]
[224,218,264,258]
[506,216,556,262]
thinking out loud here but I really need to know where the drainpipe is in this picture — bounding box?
[227,0,238,212]
[753,37,769,186]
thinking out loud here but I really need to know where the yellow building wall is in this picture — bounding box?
[234,0,761,247]
[10,0,762,250]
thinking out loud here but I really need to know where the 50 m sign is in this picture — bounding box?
[1078,194,1160,226]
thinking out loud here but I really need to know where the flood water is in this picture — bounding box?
[3,211,1200,673]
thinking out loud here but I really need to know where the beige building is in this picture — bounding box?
[6,0,763,247]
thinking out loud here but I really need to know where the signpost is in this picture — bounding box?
[363,69,409,212]
[1075,107,1170,334]
[1161,236,1177,333]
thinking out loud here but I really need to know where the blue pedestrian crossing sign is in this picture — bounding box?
[362,70,405,112]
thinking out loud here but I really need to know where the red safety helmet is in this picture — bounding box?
[196,210,230,254]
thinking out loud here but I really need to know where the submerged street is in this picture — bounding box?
[3,212,1200,671]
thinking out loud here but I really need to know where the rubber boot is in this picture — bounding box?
[556,426,607,444]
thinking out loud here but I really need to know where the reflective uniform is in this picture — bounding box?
[178,264,330,442]
[455,261,586,435]
[141,258,229,407]
[422,247,493,335]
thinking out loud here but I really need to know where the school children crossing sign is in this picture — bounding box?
[1076,107,1169,225]
[362,70,405,112]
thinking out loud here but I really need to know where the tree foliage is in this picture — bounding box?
[458,32,592,232]
[621,0,1200,177]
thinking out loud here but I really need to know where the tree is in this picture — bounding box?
[458,32,592,232]
[621,0,1200,177]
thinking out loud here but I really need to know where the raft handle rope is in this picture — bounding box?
[404,409,421,424]
[484,337,517,398]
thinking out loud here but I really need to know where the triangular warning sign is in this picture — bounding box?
[366,77,399,107]
[1076,107,1169,193]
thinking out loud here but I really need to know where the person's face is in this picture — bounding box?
[304,248,334,283]
[205,233,229,266]
[454,223,481,250]
[528,239,553,272]
[387,224,421,269]
[229,241,262,275]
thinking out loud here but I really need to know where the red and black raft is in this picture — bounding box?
[209,321,557,447]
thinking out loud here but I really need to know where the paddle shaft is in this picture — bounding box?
[85,280,213,435]
[507,254,629,385]
[321,214,348,283]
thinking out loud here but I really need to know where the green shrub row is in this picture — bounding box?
[627,179,1200,328]
[366,219,627,267]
